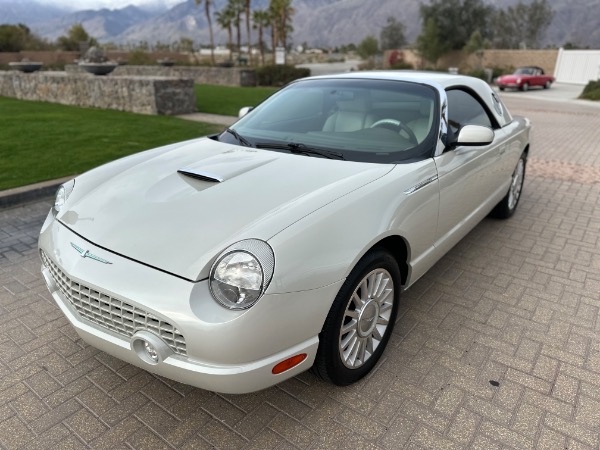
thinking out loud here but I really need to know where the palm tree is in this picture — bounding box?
[245,0,252,65]
[268,3,278,63]
[269,0,294,63]
[216,6,235,61]
[229,0,245,54]
[252,9,270,65]
[195,0,215,65]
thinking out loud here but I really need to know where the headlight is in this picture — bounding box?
[54,179,75,213]
[209,239,275,310]
[516,78,522,84]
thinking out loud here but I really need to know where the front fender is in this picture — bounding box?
[266,160,440,294]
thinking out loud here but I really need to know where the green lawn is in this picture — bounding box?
[0,97,222,191]
[195,84,278,116]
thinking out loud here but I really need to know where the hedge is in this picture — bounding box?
[256,64,311,86]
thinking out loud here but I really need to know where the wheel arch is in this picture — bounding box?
[366,235,410,287]
[521,143,530,163]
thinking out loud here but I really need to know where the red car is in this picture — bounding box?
[496,66,555,91]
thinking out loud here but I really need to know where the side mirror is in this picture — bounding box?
[238,106,253,118]
[455,125,494,146]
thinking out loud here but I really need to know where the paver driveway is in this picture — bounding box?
[1,94,599,449]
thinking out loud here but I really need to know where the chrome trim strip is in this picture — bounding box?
[404,175,439,195]
[178,168,224,183]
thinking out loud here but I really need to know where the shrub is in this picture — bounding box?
[580,80,600,101]
[256,65,310,86]
[358,60,377,71]
[493,66,513,79]
[467,69,486,80]
[127,49,154,65]
[390,62,414,70]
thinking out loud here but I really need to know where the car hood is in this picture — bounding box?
[58,138,392,281]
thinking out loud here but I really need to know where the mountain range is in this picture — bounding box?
[1,0,598,48]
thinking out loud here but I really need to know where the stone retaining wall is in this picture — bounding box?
[0,71,195,115]
[66,64,257,87]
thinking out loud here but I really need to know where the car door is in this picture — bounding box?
[433,88,506,255]
[536,68,547,87]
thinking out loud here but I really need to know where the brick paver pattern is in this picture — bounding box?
[1,95,599,449]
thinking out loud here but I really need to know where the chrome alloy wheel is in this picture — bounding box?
[339,268,394,369]
[508,158,525,210]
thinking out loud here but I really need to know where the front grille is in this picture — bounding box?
[41,251,187,357]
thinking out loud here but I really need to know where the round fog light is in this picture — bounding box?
[131,330,172,365]
[144,341,159,363]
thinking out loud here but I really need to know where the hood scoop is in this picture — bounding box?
[178,168,223,182]
[177,149,277,183]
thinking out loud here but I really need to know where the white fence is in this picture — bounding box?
[554,48,600,84]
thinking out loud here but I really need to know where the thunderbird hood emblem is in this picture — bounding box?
[71,242,112,264]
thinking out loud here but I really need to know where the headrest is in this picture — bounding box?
[337,92,370,112]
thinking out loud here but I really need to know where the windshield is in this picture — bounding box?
[224,78,439,163]
[514,67,538,75]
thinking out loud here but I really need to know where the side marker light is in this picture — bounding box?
[272,354,307,375]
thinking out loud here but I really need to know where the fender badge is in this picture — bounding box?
[71,242,112,264]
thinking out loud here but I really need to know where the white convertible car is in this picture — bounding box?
[39,72,530,393]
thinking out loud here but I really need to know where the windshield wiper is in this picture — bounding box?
[255,142,345,160]
[223,128,254,147]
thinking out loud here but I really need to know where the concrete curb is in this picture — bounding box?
[0,176,74,209]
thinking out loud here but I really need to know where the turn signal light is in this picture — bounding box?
[272,353,307,375]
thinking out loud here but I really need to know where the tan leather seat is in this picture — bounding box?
[323,94,374,132]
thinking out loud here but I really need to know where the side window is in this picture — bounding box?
[446,89,492,134]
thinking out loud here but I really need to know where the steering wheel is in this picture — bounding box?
[370,118,418,145]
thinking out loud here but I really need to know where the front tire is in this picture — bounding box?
[521,82,529,92]
[312,249,400,385]
[492,152,526,219]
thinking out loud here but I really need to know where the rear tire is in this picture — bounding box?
[492,152,526,219]
[312,249,400,385]
[544,81,551,89]
[499,86,505,91]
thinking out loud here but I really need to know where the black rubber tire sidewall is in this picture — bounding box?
[312,249,401,386]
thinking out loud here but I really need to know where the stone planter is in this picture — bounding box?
[79,63,118,76]
[9,62,43,73]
